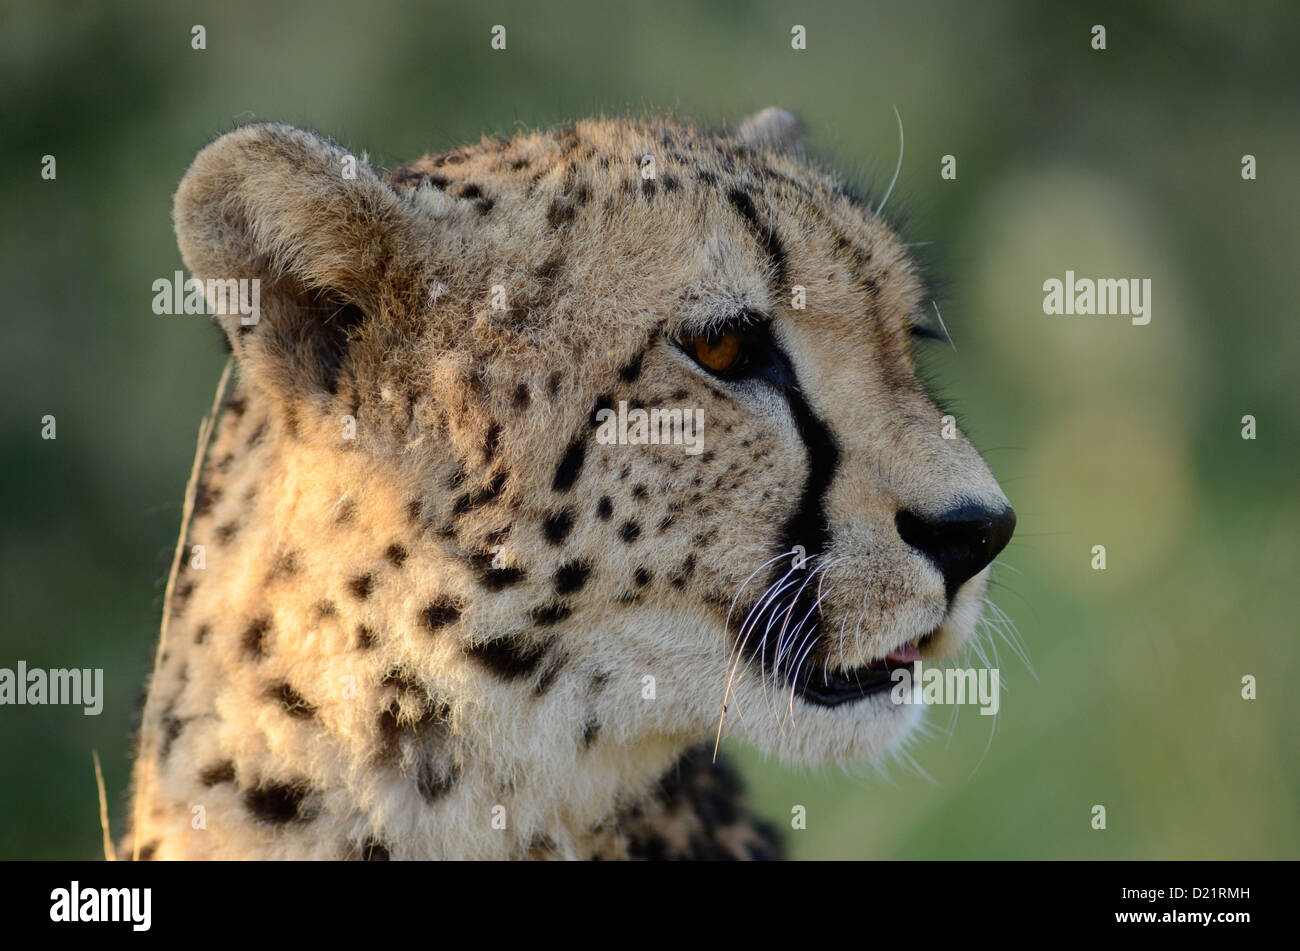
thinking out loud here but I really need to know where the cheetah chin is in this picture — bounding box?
[127,107,1013,860]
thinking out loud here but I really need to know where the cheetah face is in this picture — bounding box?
[174,110,1013,769]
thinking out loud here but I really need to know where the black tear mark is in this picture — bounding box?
[465,636,552,680]
[726,187,787,288]
[552,438,586,491]
[244,780,315,824]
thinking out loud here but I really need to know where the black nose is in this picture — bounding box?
[895,501,1016,599]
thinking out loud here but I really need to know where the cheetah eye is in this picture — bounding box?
[674,315,789,386]
[683,331,743,374]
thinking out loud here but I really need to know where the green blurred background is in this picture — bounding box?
[2,0,1296,859]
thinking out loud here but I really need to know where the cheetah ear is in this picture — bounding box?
[173,122,420,401]
[735,107,806,155]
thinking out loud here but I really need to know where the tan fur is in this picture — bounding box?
[127,110,1011,860]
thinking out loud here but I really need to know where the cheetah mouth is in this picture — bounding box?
[789,634,929,707]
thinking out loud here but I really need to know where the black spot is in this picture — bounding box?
[581,716,601,748]
[548,371,562,395]
[661,173,680,192]
[135,841,158,861]
[547,199,575,229]
[536,253,565,285]
[453,470,509,515]
[199,760,236,787]
[641,178,657,199]
[242,617,271,659]
[457,182,483,199]
[588,393,613,427]
[193,482,219,517]
[335,500,357,524]
[533,654,567,695]
[348,574,374,600]
[421,599,462,632]
[620,521,641,543]
[385,543,408,567]
[244,781,314,824]
[215,521,239,545]
[360,838,390,861]
[631,484,648,500]
[552,438,586,491]
[159,712,183,759]
[465,636,551,679]
[476,559,526,590]
[596,497,613,520]
[513,383,531,409]
[634,567,652,587]
[542,508,575,545]
[618,351,645,383]
[530,602,573,626]
[627,833,670,861]
[194,623,211,645]
[356,625,377,650]
[726,187,787,286]
[267,681,316,719]
[416,760,461,802]
[554,560,592,594]
[483,424,502,460]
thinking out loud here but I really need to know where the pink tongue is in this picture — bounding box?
[886,642,922,664]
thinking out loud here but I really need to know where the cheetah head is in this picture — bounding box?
[175,109,1013,771]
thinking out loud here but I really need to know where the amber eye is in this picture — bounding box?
[683,332,742,373]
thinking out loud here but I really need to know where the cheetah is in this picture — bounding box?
[126,108,1015,860]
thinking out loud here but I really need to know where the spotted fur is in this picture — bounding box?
[126,109,1013,860]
